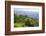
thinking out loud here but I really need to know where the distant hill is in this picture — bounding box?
[14,11,39,20]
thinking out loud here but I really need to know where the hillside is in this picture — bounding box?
[14,15,39,27]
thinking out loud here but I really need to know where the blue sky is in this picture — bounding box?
[14,8,39,13]
[14,8,39,16]
[14,8,39,19]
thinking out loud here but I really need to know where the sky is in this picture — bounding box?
[14,8,39,15]
[14,8,39,13]
[14,8,39,19]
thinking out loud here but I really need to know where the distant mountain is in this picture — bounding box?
[14,11,39,19]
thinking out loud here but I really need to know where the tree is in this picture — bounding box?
[25,19,33,27]
[25,15,27,17]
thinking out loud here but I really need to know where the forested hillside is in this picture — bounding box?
[14,14,39,27]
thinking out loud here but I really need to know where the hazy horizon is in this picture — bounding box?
[14,8,39,19]
[14,8,39,15]
[14,8,39,12]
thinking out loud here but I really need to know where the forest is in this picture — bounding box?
[14,14,39,27]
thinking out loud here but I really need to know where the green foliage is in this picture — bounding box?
[14,14,39,27]
[25,19,34,27]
